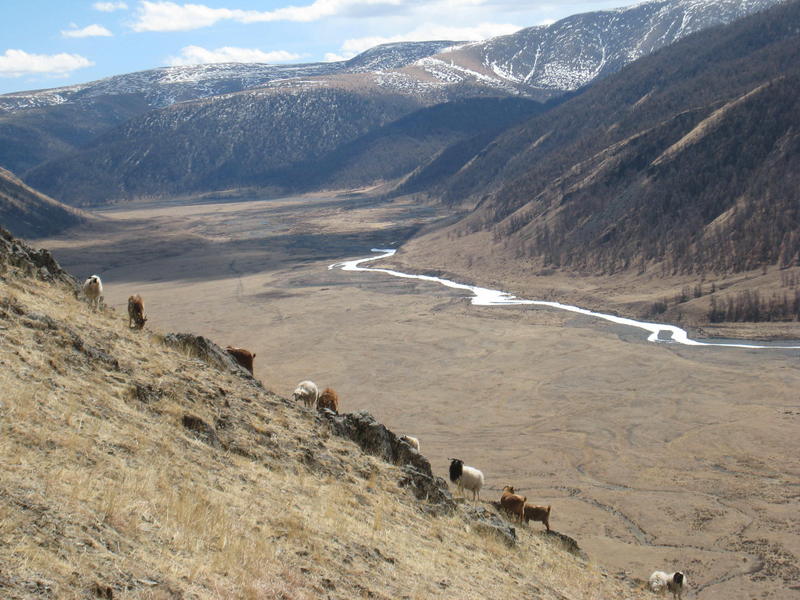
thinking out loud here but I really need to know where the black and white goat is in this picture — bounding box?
[448,458,484,502]
[649,571,686,600]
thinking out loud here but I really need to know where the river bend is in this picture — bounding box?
[330,249,800,350]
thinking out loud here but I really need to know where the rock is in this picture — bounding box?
[462,505,517,547]
[181,414,220,448]
[398,465,454,513]
[0,227,77,290]
[130,382,165,404]
[21,312,58,330]
[91,582,114,598]
[162,332,257,381]
[320,410,455,513]
[70,332,119,370]
[545,530,588,560]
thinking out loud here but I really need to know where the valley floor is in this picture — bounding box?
[37,192,800,599]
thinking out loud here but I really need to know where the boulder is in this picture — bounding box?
[163,332,256,381]
[0,226,77,289]
[182,414,220,448]
[462,505,517,547]
[320,410,455,514]
[545,530,588,560]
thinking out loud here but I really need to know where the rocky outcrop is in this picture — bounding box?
[320,410,455,514]
[545,530,587,560]
[162,332,259,382]
[462,505,517,547]
[0,226,77,289]
[182,414,221,448]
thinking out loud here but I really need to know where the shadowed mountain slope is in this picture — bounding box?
[0,167,85,238]
[296,96,549,192]
[404,0,800,280]
[25,83,428,205]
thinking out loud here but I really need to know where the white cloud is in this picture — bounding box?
[61,24,114,38]
[324,52,349,63]
[131,0,339,31]
[335,21,521,58]
[93,1,129,11]
[167,45,302,66]
[131,0,477,32]
[0,49,94,77]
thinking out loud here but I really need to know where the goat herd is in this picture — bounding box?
[81,274,686,599]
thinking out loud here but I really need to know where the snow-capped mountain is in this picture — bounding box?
[0,41,460,115]
[0,0,779,114]
[406,0,782,99]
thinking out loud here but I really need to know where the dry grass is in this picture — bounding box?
[0,265,650,599]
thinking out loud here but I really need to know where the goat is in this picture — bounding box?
[292,380,319,409]
[523,503,551,531]
[83,275,103,310]
[399,435,420,452]
[127,295,147,329]
[500,485,526,522]
[649,571,686,600]
[448,458,484,502]
[225,346,255,374]
[317,387,339,413]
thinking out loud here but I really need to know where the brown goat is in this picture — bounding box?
[127,295,147,329]
[317,387,339,413]
[523,503,551,531]
[500,485,527,522]
[226,346,255,374]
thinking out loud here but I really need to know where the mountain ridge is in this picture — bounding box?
[2,0,783,199]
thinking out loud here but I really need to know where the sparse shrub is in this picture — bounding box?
[651,300,668,315]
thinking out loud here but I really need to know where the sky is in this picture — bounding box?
[0,0,630,95]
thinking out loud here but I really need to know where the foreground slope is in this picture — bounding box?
[0,229,647,599]
[399,0,800,328]
[0,167,85,238]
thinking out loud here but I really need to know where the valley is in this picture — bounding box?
[38,192,800,600]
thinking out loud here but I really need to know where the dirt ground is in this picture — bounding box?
[39,193,800,599]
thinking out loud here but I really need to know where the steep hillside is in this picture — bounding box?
[298,97,547,192]
[0,229,649,599]
[0,167,85,238]
[25,82,428,205]
[401,1,799,287]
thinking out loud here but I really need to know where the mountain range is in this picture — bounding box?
[1,0,782,207]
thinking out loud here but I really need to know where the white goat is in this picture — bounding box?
[399,435,420,452]
[292,380,319,409]
[82,275,103,310]
[448,458,484,502]
[649,571,686,600]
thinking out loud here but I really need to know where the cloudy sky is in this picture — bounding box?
[1,0,629,94]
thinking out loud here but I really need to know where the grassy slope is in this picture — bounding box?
[0,242,648,599]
